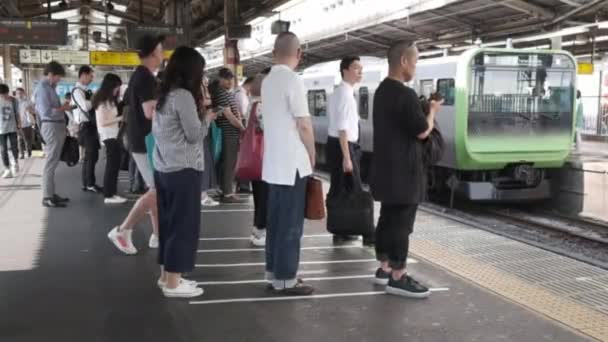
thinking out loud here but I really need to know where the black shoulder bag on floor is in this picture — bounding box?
[61,136,80,167]
[326,174,375,236]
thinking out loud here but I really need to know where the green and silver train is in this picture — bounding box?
[302,48,577,201]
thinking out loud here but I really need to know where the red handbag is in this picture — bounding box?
[235,102,264,180]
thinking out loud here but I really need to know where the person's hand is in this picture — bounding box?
[429,99,444,115]
[343,158,353,173]
[58,103,73,112]
[205,109,217,122]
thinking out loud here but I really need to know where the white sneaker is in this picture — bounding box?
[11,163,19,175]
[107,226,137,255]
[1,169,12,179]
[149,234,159,248]
[250,228,266,247]
[201,196,220,207]
[157,277,198,289]
[104,195,128,204]
[162,281,204,298]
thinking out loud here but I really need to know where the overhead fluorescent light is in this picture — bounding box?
[42,1,62,7]
[51,9,79,20]
[90,10,122,24]
[516,26,589,43]
[419,50,443,57]
[597,21,608,29]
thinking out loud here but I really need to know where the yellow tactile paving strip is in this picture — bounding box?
[410,239,608,341]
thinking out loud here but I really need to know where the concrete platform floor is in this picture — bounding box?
[0,157,601,342]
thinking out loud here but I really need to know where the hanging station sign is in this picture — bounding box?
[126,24,184,51]
[0,18,68,45]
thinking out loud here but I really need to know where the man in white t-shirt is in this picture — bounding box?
[261,32,316,296]
[15,88,36,159]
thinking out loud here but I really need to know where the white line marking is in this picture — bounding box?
[196,259,378,267]
[197,245,361,253]
[199,234,332,241]
[195,258,418,268]
[297,269,328,275]
[197,274,374,285]
[189,288,449,305]
[201,209,254,213]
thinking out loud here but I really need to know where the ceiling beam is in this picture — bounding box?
[501,0,555,19]
[550,0,608,25]
[426,9,477,27]
[348,32,390,49]
[0,0,21,17]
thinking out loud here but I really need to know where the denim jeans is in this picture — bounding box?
[265,173,308,286]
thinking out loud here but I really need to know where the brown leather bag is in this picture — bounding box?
[305,177,326,220]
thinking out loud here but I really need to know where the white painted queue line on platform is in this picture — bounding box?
[199,234,333,241]
[201,209,254,213]
[197,245,363,253]
[197,274,376,285]
[189,288,450,305]
[195,258,418,268]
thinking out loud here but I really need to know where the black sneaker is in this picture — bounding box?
[221,195,247,204]
[274,282,314,296]
[53,194,70,203]
[83,185,103,193]
[386,275,430,299]
[42,198,67,208]
[332,235,359,244]
[374,268,391,286]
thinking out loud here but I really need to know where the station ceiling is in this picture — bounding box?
[1,0,608,74]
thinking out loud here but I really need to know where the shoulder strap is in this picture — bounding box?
[12,98,20,126]
[71,87,91,121]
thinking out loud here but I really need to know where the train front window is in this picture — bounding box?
[468,52,575,137]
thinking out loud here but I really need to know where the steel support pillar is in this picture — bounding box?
[3,45,12,87]
[224,0,241,80]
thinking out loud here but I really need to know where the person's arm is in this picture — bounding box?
[334,89,353,173]
[289,76,316,168]
[223,106,245,130]
[175,91,204,144]
[142,100,157,120]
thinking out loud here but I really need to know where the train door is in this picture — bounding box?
[308,87,330,146]
[357,86,373,153]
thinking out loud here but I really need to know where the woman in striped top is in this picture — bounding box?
[209,68,246,203]
[152,46,216,298]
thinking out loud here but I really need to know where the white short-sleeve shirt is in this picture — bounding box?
[261,65,313,186]
[328,81,359,142]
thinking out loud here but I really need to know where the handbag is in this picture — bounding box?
[326,175,374,236]
[60,136,80,167]
[305,177,326,220]
[210,121,222,162]
[234,102,264,180]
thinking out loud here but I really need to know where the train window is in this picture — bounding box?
[437,79,455,105]
[358,87,369,119]
[307,90,327,117]
[420,79,434,98]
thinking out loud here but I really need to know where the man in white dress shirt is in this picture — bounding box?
[71,65,101,193]
[261,32,316,296]
[326,56,372,245]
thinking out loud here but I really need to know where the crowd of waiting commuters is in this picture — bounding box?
[0,32,443,299]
